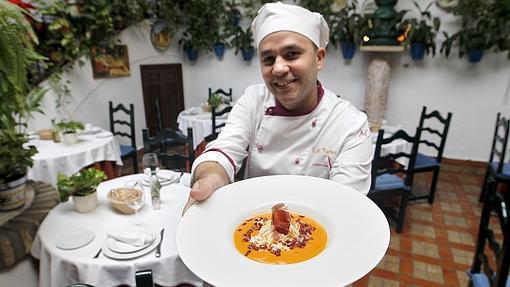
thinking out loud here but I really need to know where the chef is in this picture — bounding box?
[184,2,372,212]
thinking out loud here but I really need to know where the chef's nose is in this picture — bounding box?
[272,57,289,76]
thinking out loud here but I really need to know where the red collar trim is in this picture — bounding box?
[265,81,324,116]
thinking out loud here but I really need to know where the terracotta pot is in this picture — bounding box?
[72,192,98,213]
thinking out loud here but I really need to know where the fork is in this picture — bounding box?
[93,248,102,259]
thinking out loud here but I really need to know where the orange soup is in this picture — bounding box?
[234,212,327,264]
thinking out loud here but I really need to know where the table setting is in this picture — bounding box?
[31,153,202,287]
[177,106,229,149]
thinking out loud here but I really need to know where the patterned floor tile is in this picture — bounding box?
[409,209,433,222]
[367,276,400,287]
[376,254,399,273]
[410,223,436,238]
[451,248,474,265]
[447,230,475,246]
[440,201,463,213]
[413,261,445,284]
[443,214,469,228]
[412,240,440,259]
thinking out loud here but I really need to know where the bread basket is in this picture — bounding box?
[107,188,143,215]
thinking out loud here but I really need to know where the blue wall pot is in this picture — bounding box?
[185,48,198,61]
[468,49,484,63]
[341,42,356,59]
[410,43,425,60]
[241,47,254,61]
[213,43,225,60]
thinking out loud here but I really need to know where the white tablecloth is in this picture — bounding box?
[27,131,123,186]
[177,109,227,149]
[31,171,203,287]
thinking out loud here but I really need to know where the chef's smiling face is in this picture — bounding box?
[258,31,326,111]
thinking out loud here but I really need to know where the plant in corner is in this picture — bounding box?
[57,167,106,212]
[0,1,46,210]
[400,1,441,60]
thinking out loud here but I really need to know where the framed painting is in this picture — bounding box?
[91,45,130,79]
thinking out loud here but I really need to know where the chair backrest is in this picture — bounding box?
[470,186,510,287]
[135,269,154,287]
[488,113,510,174]
[371,128,422,190]
[417,106,452,162]
[142,128,194,172]
[109,101,136,149]
[209,87,233,104]
[211,105,233,136]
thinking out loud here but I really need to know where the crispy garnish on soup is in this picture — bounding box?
[234,203,327,264]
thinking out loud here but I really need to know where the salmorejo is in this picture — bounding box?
[233,203,327,264]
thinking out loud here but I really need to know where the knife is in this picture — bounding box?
[155,228,165,258]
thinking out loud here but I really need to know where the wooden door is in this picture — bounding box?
[140,64,184,136]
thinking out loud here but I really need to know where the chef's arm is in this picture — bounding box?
[182,161,229,214]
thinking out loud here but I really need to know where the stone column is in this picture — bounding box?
[364,58,391,131]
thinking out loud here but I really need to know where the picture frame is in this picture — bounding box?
[91,45,130,79]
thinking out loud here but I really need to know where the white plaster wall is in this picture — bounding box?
[28,3,510,162]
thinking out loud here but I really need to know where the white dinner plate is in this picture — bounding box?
[142,170,179,187]
[102,227,161,260]
[56,229,95,250]
[176,175,390,287]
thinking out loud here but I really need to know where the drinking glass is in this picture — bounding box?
[143,153,160,177]
[125,180,145,226]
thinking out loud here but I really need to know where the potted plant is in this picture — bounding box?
[330,0,365,60]
[400,1,441,60]
[203,93,223,112]
[54,120,84,144]
[440,0,504,63]
[57,167,106,213]
[230,26,255,61]
[0,1,46,210]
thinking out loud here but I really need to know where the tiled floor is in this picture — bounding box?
[121,158,488,287]
[352,160,487,287]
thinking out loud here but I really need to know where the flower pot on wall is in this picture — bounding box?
[410,43,425,60]
[468,49,484,63]
[340,42,356,60]
[72,192,98,213]
[241,47,254,61]
[185,48,198,61]
[0,174,27,211]
[213,43,225,60]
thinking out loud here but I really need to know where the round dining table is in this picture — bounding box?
[31,171,203,287]
[177,108,228,150]
[27,130,123,186]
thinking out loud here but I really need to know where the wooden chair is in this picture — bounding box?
[410,106,452,203]
[479,113,510,203]
[368,128,421,233]
[204,88,233,143]
[209,87,232,104]
[109,101,138,174]
[67,269,153,287]
[142,128,194,172]
[135,269,154,287]
[468,183,509,287]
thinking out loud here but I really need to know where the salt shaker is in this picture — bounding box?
[150,170,161,210]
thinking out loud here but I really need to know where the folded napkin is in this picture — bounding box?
[106,230,155,247]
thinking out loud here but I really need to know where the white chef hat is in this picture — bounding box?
[251,2,330,49]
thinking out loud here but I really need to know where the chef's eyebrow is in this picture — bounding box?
[259,44,304,58]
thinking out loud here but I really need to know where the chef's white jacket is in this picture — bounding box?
[191,82,373,194]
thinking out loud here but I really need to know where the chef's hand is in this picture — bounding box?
[182,162,229,215]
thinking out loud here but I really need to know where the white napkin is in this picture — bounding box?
[106,230,155,247]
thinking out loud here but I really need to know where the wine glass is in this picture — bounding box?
[125,180,145,226]
[143,153,160,178]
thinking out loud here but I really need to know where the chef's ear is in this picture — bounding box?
[316,47,326,71]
